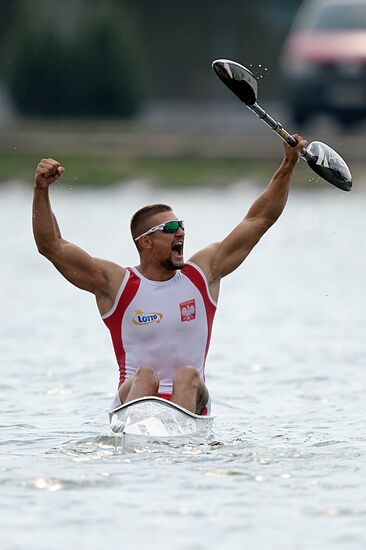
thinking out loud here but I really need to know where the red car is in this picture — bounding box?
[281,0,366,127]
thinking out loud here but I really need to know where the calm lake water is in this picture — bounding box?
[1,177,365,550]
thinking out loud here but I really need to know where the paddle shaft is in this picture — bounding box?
[251,102,313,162]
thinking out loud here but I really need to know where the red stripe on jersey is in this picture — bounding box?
[182,263,216,375]
[103,268,140,387]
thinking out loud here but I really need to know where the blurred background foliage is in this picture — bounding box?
[0,0,302,118]
[1,0,145,118]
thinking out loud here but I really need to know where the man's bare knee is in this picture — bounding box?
[173,365,200,388]
[172,366,208,414]
[134,366,159,389]
[120,366,160,403]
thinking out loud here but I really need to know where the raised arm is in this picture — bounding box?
[190,136,306,295]
[32,158,125,310]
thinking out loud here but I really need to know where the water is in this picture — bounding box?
[1,179,365,550]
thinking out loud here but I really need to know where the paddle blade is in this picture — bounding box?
[305,141,352,191]
[212,59,258,106]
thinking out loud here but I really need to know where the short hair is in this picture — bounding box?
[130,203,172,245]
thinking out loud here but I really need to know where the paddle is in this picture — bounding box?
[212,59,352,192]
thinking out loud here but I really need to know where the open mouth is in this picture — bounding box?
[171,240,184,259]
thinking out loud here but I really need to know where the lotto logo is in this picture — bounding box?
[132,309,163,325]
[180,299,196,322]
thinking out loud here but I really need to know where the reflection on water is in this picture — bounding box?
[1,181,366,550]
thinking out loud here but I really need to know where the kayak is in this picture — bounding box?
[109,396,214,451]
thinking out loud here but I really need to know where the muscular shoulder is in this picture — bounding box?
[189,243,220,282]
[189,243,221,302]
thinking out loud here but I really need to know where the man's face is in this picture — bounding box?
[143,211,185,270]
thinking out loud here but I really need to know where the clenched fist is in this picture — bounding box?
[282,134,307,166]
[35,158,65,189]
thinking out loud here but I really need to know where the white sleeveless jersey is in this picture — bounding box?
[102,261,217,394]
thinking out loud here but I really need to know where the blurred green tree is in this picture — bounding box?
[2,0,146,118]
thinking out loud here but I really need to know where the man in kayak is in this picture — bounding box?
[32,135,306,415]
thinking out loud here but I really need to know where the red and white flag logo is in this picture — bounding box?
[180,299,196,322]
